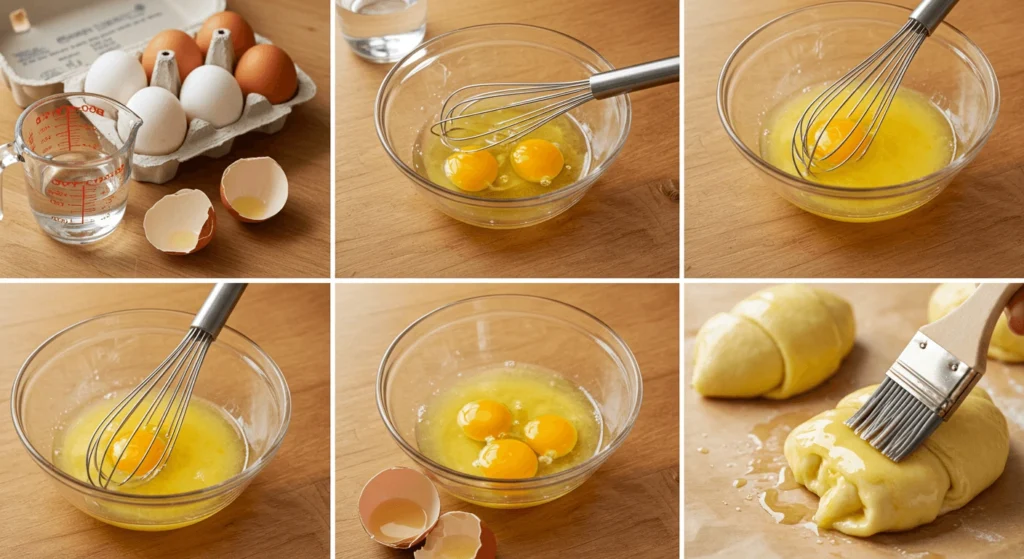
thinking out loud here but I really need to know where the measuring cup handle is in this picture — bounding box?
[0,142,22,222]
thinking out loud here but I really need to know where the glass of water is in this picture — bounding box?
[337,0,427,64]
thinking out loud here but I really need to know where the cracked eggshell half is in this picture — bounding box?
[144,189,216,255]
[220,157,288,222]
[414,512,498,559]
[358,467,441,549]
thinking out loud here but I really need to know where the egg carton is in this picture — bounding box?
[63,33,316,184]
[0,0,316,184]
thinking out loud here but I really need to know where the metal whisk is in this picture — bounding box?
[431,56,679,152]
[791,0,959,176]
[85,283,247,488]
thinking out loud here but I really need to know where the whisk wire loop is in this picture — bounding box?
[791,19,929,176]
[429,57,679,152]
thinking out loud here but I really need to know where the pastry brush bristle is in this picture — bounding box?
[844,377,943,462]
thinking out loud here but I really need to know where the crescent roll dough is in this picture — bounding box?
[692,285,855,399]
[929,283,1024,362]
[785,385,1009,537]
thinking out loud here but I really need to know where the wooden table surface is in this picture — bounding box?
[684,283,1024,558]
[336,0,679,279]
[0,283,330,558]
[336,284,680,558]
[0,0,331,278]
[684,0,1024,278]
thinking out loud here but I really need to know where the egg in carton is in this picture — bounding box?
[63,27,316,184]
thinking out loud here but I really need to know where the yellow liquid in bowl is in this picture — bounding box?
[416,363,604,479]
[413,110,591,199]
[761,85,956,188]
[53,396,248,529]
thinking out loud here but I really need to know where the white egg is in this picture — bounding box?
[123,87,188,156]
[179,65,244,128]
[84,50,147,105]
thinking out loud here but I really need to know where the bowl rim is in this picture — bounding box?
[10,308,292,504]
[716,0,1001,195]
[376,293,644,487]
[374,23,633,206]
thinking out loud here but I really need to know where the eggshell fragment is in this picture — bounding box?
[415,512,498,559]
[144,189,216,255]
[220,157,288,222]
[358,467,441,549]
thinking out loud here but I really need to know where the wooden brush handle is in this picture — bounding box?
[920,283,1023,370]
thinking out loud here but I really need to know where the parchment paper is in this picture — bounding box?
[684,284,1024,558]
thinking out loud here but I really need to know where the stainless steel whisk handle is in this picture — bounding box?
[590,56,680,100]
[191,283,247,339]
[910,0,959,33]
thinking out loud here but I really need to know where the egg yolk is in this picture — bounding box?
[107,428,167,477]
[474,439,538,479]
[510,139,564,184]
[524,414,578,459]
[806,117,869,166]
[457,400,513,442]
[444,148,498,192]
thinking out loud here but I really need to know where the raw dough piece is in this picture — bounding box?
[785,385,1009,537]
[692,284,855,399]
[929,283,1024,362]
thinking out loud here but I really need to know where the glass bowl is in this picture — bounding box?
[377,295,643,508]
[375,24,632,229]
[718,1,999,222]
[10,309,291,531]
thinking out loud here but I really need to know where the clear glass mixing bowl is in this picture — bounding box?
[375,24,632,229]
[10,309,291,531]
[377,295,643,508]
[718,1,999,222]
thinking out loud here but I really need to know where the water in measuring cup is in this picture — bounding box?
[30,150,129,244]
[338,0,426,63]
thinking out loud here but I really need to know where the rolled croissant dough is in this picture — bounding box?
[692,284,855,399]
[929,283,1024,362]
[785,385,1009,537]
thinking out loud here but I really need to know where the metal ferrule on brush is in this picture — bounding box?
[885,332,981,420]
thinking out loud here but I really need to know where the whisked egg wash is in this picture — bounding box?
[761,85,956,187]
[54,395,248,495]
[413,110,591,199]
[416,363,604,478]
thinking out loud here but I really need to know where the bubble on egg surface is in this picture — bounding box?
[179,65,243,128]
[124,87,187,155]
[142,30,203,81]
[84,51,147,105]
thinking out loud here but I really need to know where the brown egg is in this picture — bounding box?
[142,29,203,81]
[234,44,298,104]
[195,11,257,59]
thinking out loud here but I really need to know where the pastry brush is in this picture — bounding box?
[846,283,1021,462]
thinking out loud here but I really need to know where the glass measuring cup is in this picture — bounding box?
[0,93,143,244]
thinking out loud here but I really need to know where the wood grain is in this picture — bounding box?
[0,284,330,558]
[684,0,1024,278]
[336,284,680,558]
[684,283,1024,558]
[335,0,680,278]
[0,0,331,278]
